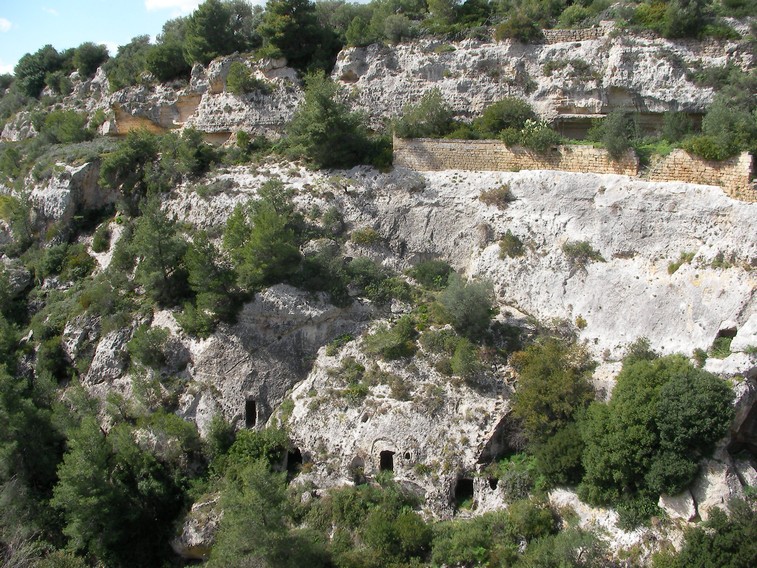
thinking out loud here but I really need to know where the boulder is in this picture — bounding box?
[690,457,744,521]
[171,494,221,561]
[658,490,697,522]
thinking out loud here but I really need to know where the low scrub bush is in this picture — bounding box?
[499,231,525,258]
[393,88,453,139]
[407,259,452,290]
[350,227,382,246]
[363,316,417,360]
[479,185,515,209]
[127,325,170,369]
[494,13,544,43]
[667,251,695,274]
[562,240,605,269]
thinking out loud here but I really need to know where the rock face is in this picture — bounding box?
[29,161,117,235]
[287,334,513,518]
[171,495,222,561]
[333,32,753,126]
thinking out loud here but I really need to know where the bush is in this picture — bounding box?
[407,259,452,290]
[667,251,695,274]
[519,119,563,152]
[494,13,544,43]
[450,338,480,380]
[226,62,270,96]
[438,274,493,341]
[562,240,604,269]
[127,325,170,369]
[394,88,454,139]
[350,227,382,246]
[681,135,733,161]
[41,110,93,144]
[145,42,192,83]
[363,315,417,360]
[473,98,536,137]
[73,42,109,78]
[595,111,637,159]
[479,185,515,209]
[499,231,525,258]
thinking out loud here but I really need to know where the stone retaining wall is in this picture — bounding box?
[393,138,756,202]
[647,150,756,202]
[542,28,607,43]
[393,137,639,177]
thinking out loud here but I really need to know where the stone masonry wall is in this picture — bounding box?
[647,150,756,202]
[393,138,639,177]
[393,138,756,202]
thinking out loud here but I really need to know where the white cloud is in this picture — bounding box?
[0,17,12,32]
[42,7,59,16]
[0,59,13,74]
[144,0,201,14]
[100,41,120,57]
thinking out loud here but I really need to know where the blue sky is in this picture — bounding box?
[0,0,267,75]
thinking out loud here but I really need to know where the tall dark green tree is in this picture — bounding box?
[184,0,235,65]
[132,197,188,306]
[259,0,338,70]
[286,73,374,168]
[14,45,63,97]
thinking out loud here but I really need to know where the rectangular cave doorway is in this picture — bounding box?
[379,450,395,472]
[245,398,257,428]
[454,478,475,510]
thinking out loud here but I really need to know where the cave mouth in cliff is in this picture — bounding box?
[488,477,499,490]
[729,402,757,458]
[454,478,474,508]
[287,448,303,476]
[245,399,257,428]
[379,450,395,472]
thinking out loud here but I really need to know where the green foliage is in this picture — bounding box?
[127,325,170,369]
[450,337,481,380]
[226,61,271,95]
[99,129,159,211]
[51,417,192,566]
[520,527,608,567]
[709,335,733,359]
[437,274,493,340]
[580,355,734,519]
[474,97,536,137]
[326,333,353,356]
[363,315,418,360]
[145,41,192,82]
[668,251,695,274]
[223,197,300,292]
[14,45,63,97]
[286,73,377,169]
[350,226,382,246]
[494,13,544,43]
[259,0,338,71]
[592,110,637,159]
[132,197,188,306]
[394,88,454,139]
[40,110,93,144]
[562,240,605,269]
[183,0,235,65]
[407,259,452,290]
[73,42,109,78]
[479,184,516,208]
[511,338,594,446]
[500,230,525,259]
[534,422,586,486]
[103,35,152,91]
[663,499,757,568]
[91,223,111,253]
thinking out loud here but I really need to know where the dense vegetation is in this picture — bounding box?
[0,0,755,566]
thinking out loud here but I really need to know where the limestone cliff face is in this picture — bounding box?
[332,32,753,124]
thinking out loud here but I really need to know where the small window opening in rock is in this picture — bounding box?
[379,450,395,472]
[404,451,411,460]
[245,399,257,428]
[454,478,475,509]
[287,448,303,475]
[488,477,499,490]
[716,328,737,339]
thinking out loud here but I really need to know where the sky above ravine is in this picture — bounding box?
[0,0,271,75]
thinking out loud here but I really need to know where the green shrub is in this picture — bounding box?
[557,5,592,28]
[450,338,480,380]
[519,119,563,152]
[363,315,417,360]
[494,13,544,43]
[127,325,170,369]
[41,110,93,144]
[394,88,454,139]
[562,240,605,269]
[407,259,452,290]
[326,334,353,356]
[73,42,109,78]
[479,185,515,208]
[709,336,732,359]
[226,62,271,96]
[438,274,493,341]
[350,227,382,246]
[420,328,461,355]
[473,98,536,137]
[667,251,695,274]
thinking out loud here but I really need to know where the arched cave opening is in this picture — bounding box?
[488,477,499,490]
[379,450,395,472]
[454,478,475,509]
[245,398,257,428]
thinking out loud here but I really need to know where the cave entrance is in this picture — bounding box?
[488,477,499,490]
[245,398,257,428]
[379,450,395,472]
[287,447,303,476]
[454,478,474,509]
